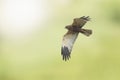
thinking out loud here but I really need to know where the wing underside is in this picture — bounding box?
[61,31,79,61]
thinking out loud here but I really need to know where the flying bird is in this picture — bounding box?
[61,16,92,61]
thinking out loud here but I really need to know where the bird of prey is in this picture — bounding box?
[61,16,92,61]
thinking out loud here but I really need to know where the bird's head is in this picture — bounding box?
[65,26,69,29]
[65,25,72,29]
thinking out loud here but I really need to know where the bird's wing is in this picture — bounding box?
[61,31,79,61]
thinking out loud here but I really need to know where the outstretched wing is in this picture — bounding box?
[61,31,79,61]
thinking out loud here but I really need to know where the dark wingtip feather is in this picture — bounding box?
[61,46,71,61]
[80,16,90,21]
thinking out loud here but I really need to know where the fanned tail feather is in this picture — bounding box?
[79,29,92,36]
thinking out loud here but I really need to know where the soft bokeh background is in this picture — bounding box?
[0,0,120,80]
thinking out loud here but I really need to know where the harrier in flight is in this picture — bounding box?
[61,16,92,61]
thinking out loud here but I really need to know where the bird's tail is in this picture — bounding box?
[79,29,92,36]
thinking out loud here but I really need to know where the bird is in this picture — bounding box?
[61,16,92,61]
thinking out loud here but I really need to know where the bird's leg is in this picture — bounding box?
[78,28,92,36]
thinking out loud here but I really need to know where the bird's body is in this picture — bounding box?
[61,16,92,61]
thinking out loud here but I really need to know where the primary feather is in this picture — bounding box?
[61,31,79,61]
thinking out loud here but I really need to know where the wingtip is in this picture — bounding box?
[61,46,71,61]
[80,16,91,21]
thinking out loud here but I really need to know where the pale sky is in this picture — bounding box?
[0,0,49,38]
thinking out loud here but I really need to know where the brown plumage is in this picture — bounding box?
[61,16,92,61]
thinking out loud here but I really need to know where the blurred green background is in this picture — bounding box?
[0,0,120,80]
